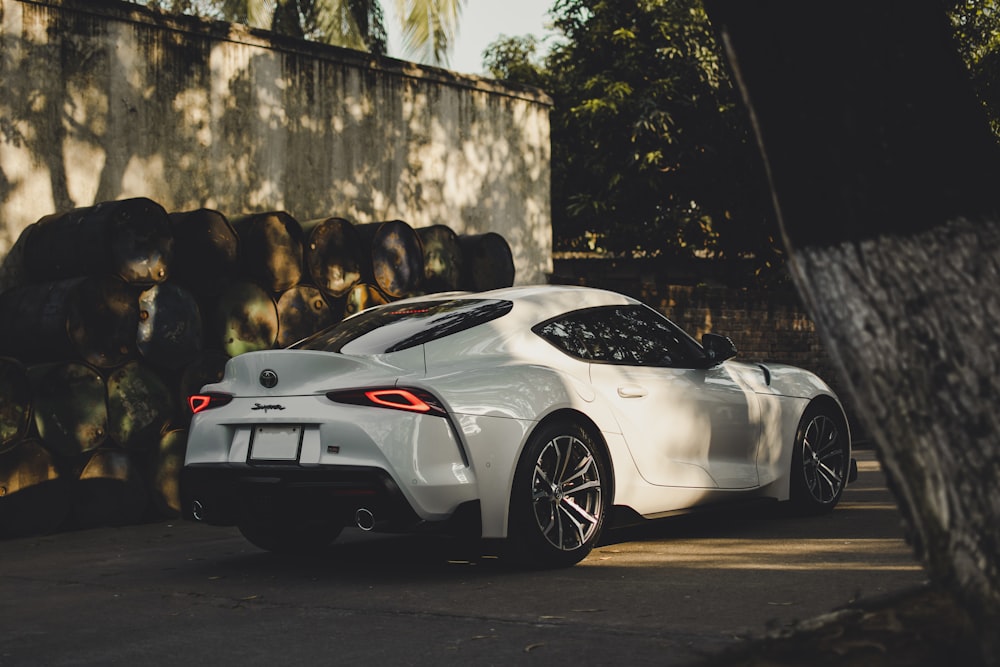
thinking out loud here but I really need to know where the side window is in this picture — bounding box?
[534,306,704,368]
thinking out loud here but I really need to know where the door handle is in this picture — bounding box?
[617,385,648,398]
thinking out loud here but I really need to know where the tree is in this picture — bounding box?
[946,0,1000,134]
[482,35,548,89]
[133,0,462,65]
[703,0,1000,663]
[542,0,783,284]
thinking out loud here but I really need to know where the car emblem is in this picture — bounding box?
[259,369,278,388]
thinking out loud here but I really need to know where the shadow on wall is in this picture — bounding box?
[0,2,551,280]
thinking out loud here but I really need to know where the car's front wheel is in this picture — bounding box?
[507,419,609,568]
[789,404,850,514]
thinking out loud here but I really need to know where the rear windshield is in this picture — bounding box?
[293,298,513,354]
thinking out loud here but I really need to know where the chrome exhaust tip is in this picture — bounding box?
[192,500,205,522]
[355,508,375,531]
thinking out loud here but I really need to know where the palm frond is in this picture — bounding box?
[394,0,463,65]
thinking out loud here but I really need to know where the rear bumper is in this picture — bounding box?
[181,463,424,530]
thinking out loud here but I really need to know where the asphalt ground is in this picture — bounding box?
[0,448,926,666]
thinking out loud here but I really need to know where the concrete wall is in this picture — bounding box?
[0,0,552,282]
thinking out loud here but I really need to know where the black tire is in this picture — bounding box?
[238,511,343,554]
[788,403,850,515]
[507,419,610,568]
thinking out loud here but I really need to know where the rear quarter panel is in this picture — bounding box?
[421,331,629,537]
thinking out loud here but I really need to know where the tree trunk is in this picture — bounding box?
[704,1,1000,661]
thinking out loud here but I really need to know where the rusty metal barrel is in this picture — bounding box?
[24,197,173,285]
[344,283,390,317]
[106,361,173,451]
[301,217,364,298]
[231,211,304,292]
[356,220,424,298]
[207,281,279,357]
[0,223,35,295]
[0,276,139,368]
[168,208,239,295]
[29,361,108,458]
[0,357,32,455]
[137,282,203,370]
[150,428,187,518]
[177,350,229,412]
[0,439,72,537]
[459,232,515,291]
[72,447,147,529]
[417,224,463,293]
[276,285,341,348]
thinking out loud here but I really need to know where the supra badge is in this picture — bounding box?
[251,403,285,413]
[259,369,278,388]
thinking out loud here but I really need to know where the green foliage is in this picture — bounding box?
[482,35,548,86]
[946,0,1000,135]
[393,0,463,67]
[544,0,783,284]
[131,0,464,64]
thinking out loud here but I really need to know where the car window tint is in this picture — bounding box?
[534,306,704,367]
[293,299,513,354]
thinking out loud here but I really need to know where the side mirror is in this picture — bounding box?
[702,333,737,365]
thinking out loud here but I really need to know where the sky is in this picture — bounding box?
[387,1,556,76]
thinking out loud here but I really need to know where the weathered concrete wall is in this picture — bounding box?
[0,0,552,282]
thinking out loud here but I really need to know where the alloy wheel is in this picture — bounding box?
[530,434,604,551]
[800,413,846,505]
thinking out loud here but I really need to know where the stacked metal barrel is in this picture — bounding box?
[0,197,515,538]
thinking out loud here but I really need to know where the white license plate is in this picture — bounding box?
[250,425,302,461]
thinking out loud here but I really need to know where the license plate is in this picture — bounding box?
[250,425,302,461]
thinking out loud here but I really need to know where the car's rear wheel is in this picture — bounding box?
[789,404,850,514]
[238,510,343,554]
[507,419,609,568]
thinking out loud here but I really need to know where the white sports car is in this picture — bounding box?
[182,285,856,567]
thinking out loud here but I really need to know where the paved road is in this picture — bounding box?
[0,449,925,666]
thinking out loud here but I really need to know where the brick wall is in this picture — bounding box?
[639,284,832,377]
[551,261,868,441]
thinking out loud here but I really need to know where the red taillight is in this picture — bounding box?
[189,393,233,414]
[327,388,446,417]
[365,389,433,412]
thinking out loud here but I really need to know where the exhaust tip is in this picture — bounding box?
[192,500,205,522]
[355,508,375,531]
